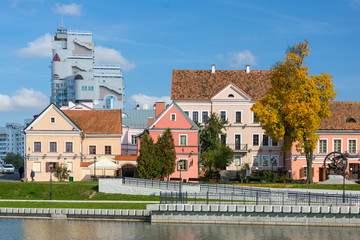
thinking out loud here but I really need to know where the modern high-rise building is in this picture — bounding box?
[50,25,125,109]
[0,122,30,161]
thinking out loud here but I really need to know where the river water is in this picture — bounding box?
[0,218,357,240]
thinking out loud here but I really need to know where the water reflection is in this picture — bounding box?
[0,218,356,240]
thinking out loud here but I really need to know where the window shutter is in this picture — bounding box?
[300,167,305,178]
[312,168,314,176]
[185,160,188,170]
[46,162,50,172]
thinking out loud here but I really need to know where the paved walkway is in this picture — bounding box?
[0,199,158,203]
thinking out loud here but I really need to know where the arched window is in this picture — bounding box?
[228,94,234,98]
[74,74,83,80]
[346,117,356,123]
[106,96,116,109]
[53,74,59,80]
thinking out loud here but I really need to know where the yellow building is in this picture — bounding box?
[24,104,122,181]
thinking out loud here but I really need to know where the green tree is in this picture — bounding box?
[53,164,70,181]
[199,113,233,175]
[251,40,336,184]
[3,153,24,169]
[155,128,176,180]
[137,133,159,179]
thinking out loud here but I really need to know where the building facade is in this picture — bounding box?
[286,101,360,182]
[24,104,122,181]
[51,25,124,109]
[171,65,283,171]
[0,123,28,161]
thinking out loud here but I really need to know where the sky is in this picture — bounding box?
[0,0,359,126]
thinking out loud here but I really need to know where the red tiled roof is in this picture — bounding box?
[53,53,60,62]
[319,102,360,130]
[115,155,137,161]
[171,69,271,101]
[63,110,122,134]
[80,162,93,167]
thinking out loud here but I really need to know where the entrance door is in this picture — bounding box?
[319,167,326,182]
[121,164,136,177]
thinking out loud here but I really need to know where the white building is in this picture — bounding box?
[51,25,125,109]
[0,122,28,160]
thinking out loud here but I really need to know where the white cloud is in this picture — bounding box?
[227,50,257,68]
[16,33,52,58]
[95,46,135,71]
[0,88,48,112]
[53,3,81,15]
[128,94,171,110]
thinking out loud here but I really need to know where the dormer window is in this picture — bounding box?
[171,113,176,121]
[228,94,234,98]
[50,117,55,123]
[346,117,356,123]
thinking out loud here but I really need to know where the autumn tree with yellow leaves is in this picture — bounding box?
[251,41,336,184]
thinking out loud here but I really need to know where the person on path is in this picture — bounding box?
[19,166,24,179]
[30,170,35,182]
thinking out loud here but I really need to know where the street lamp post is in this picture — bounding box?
[49,162,53,200]
[343,159,347,203]
[94,156,97,181]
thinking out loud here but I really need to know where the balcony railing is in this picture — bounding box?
[227,144,248,152]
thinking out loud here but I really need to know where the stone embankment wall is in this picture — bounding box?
[148,204,360,227]
[0,208,150,221]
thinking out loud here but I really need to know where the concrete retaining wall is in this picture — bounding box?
[147,204,360,227]
[0,208,150,221]
[99,178,200,195]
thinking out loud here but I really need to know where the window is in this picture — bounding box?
[34,142,41,152]
[184,111,189,116]
[170,113,176,121]
[50,117,55,123]
[234,156,242,166]
[252,155,259,166]
[220,111,226,122]
[228,94,234,98]
[220,134,227,145]
[319,139,327,154]
[253,134,259,146]
[66,162,73,172]
[180,135,187,146]
[271,156,279,166]
[46,162,58,172]
[89,146,96,155]
[50,142,57,152]
[202,111,209,123]
[348,140,357,154]
[235,111,242,123]
[65,142,73,152]
[334,139,342,152]
[272,139,278,146]
[253,112,259,123]
[105,146,111,155]
[106,96,116,109]
[178,159,188,171]
[262,155,269,166]
[263,135,269,146]
[192,111,199,123]
[235,134,241,150]
[131,135,137,145]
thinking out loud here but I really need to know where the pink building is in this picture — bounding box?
[139,102,200,182]
[286,102,360,182]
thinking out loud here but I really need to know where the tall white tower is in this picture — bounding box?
[51,25,125,109]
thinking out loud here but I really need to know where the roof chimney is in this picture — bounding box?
[246,65,250,73]
[155,102,166,118]
[211,64,215,74]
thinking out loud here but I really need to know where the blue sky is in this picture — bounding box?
[0,0,359,126]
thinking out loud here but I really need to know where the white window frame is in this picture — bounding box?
[220,110,227,122]
[318,139,328,154]
[178,159,188,171]
[252,112,259,123]
[234,111,242,123]
[33,141,42,153]
[201,111,209,123]
[131,135,138,145]
[49,141,58,153]
[192,111,199,123]
[234,134,242,150]
[270,155,279,166]
[270,138,278,147]
[183,111,189,116]
[252,155,260,167]
[64,142,73,153]
[348,139,357,154]
[233,155,242,167]
[104,145,112,155]
[170,113,176,121]
[262,155,270,167]
[262,134,269,146]
[252,133,260,146]
[179,134,187,146]
[220,133,227,145]
[333,138,342,152]
[50,117,56,123]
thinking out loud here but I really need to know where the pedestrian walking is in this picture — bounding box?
[19,166,24,179]
[30,170,35,182]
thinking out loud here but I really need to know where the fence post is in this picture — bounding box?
[282,192,285,205]
[308,192,311,206]
[186,192,188,204]
[269,190,272,205]
[219,192,221,205]
[195,192,197,204]
[171,192,173,204]
[231,192,233,205]
[256,191,259,205]
[160,191,162,203]
[207,191,209,205]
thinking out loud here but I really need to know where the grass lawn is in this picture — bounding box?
[0,181,159,201]
[0,201,148,209]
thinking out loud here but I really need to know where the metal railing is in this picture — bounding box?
[123,177,180,190]
[160,191,360,206]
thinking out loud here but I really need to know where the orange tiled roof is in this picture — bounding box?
[63,110,122,134]
[80,162,93,167]
[115,155,137,161]
[171,69,271,101]
[319,101,360,130]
